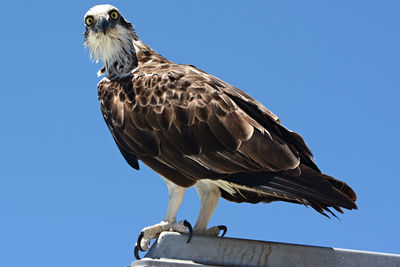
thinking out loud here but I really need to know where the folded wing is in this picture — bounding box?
[98,63,357,215]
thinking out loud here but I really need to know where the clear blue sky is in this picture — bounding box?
[1,1,399,266]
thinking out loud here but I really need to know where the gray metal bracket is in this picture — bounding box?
[130,232,400,267]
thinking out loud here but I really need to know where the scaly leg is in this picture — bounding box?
[194,180,227,237]
[137,178,190,251]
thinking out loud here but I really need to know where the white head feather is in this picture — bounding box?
[84,4,138,77]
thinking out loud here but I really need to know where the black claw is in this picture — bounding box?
[134,231,147,260]
[183,220,193,243]
[134,244,141,260]
[218,225,227,237]
[136,231,146,252]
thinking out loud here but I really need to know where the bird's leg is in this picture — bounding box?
[194,180,227,237]
[136,178,190,251]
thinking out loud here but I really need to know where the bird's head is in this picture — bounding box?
[84,4,138,77]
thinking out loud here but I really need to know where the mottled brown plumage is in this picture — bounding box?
[84,5,359,253]
[84,5,358,253]
[97,39,357,217]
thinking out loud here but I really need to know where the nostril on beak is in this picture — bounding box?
[96,17,110,34]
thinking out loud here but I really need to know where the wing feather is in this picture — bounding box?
[97,63,356,215]
[100,64,303,179]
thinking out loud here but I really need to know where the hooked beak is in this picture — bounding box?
[95,16,110,35]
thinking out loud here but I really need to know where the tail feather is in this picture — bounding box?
[220,164,357,217]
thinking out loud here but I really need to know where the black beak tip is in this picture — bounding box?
[95,17,110,35]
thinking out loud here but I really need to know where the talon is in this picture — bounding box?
[183,220,193,243]
[134,244,141,260]
[218,225,227,237]
[136,231,146,252]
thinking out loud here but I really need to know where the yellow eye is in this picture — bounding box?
[110,11,119,20]
[85,16,94,26]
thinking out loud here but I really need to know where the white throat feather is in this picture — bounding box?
[84,24,138,78]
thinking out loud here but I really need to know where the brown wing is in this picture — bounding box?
[98,63,356,215]
[98,64,302,182]
[187,64,320,172]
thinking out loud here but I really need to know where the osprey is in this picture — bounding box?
[84,4,357,257]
